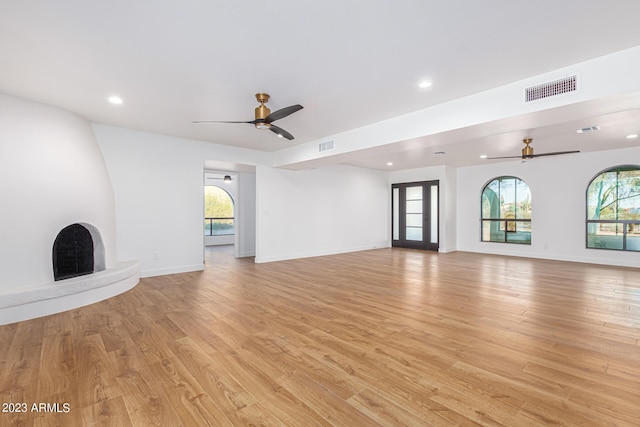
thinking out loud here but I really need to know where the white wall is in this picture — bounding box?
[389,165,457,253]
[205,234,235,246]
[255,165,389,263]
[93,124,268,277]
[236,172,256,257]
[457,146,640,268]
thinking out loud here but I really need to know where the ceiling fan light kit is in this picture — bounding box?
[193,93,303,140]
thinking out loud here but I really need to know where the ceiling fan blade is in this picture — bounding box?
[265,105,303,123]
[192,120,253,124]
[485,155,524,159]
[269,125,294,140]
[531,150,580,157]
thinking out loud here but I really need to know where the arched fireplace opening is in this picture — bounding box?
[53,224,95,281]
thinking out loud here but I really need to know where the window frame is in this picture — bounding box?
[204,185,235,237]
[480,176,532,245]
[585,165,640,252]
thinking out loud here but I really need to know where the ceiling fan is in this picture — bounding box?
[193,93,303,140]
[487,138,580,160]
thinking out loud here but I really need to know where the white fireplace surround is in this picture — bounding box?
[0,93,139,324]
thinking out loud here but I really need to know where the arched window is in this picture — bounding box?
[586,165,640,251]
[481,176,531,244]
[204,186,235,236]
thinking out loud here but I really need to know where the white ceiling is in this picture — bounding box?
[2,1,640,170]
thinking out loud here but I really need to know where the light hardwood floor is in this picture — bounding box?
[1,247,639,426]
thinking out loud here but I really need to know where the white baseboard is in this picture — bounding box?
[255,243,390,264]
[140,263,205,278]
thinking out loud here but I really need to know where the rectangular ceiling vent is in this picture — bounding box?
[525,75,577,102]
[319,140,335,153]
[576,125,600,134]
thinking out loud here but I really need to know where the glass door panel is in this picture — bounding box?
[406,227,423,241]
[406,186,422,200]
[392,188,400,240]
[405,186,423,241]
[406,213,423,227]
[406,200,423,213]
[430,184,438,244]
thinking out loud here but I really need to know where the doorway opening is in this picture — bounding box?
[204,184,235,246]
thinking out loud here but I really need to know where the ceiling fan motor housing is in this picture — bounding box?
[254,93,271,129]
[522,138,534,158]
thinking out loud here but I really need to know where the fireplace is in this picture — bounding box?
[0,93,139,325]
[53,224,95,281]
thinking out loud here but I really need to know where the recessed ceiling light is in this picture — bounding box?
[480,154,488,159]
[108,95,123,105]
[626,133,638,139]
[418,81,432,89]
[387,162,393,166]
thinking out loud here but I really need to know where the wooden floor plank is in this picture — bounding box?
[1,247,640,425]
[167,336,256,415]
[79,395,133,427]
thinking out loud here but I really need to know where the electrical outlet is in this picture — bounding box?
[153,251,160,260]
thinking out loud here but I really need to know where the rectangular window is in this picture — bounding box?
[482,220,505,243]
[627,223,640,251]
[506,222,531,244]
[482,220,530,244]
[499,179,516,219]
[618,170,640,220]
[587,221,640,251]
[587,222,623,250]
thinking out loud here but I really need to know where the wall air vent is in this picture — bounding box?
[525,75,577,102]
[319,140,335,153]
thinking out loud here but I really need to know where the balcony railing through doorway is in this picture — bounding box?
[204,217,234,236]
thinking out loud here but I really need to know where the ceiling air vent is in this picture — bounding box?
[319,140,335,153]
[576,125,600,134]
[525,75,577,102]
